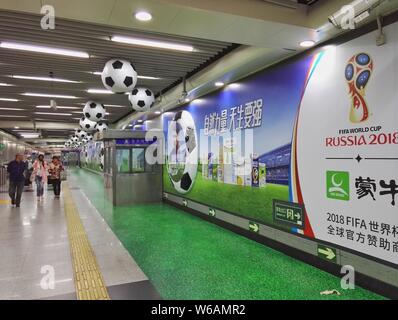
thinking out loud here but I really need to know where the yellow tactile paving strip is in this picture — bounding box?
[0,199,10,205]
[63,182,110,300]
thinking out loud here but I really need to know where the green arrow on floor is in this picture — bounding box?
[317,246,336,261]
[249,222,259,233]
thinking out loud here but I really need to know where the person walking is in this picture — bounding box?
[48,156,64,198]
[7,154,27,208]
[31,154,48,201]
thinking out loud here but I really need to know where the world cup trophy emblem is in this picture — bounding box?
[344,53,373,123]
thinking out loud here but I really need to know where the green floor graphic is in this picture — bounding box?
[70,169,385,300]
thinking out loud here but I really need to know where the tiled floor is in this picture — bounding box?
[0,176,149,300]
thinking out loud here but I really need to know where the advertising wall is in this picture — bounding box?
[81,141,104,172]
[163,22,398,265]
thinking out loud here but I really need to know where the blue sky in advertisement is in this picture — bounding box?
[163,54,314,155]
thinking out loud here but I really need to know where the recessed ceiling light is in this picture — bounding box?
[87,89,114,94]
[36,105,80,110]
[0,107,24,111]
[104,104,126,108]
[184,98,190,103]
[0,42,89,58]
[0,83,13,86]
[0,98,19,102]
[111,36,194,52]
[215,82,224,87]
[299,40,316,48]
[14,126,20,129]
[154,111,161,114]
[22,93,78,99]
[134,11,152,22]
[34,112,72,116]
[11,75,81,83]
[137,119,143,123]
[0,114,27,118]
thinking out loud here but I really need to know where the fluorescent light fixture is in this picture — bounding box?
[228,83,240,89]
[299,40,316,48]
[22,93,78,99]
[137,119,143,123]
[93,71,160,80]
[36,105,80,109]
[0,42,89,58]
[0,98,19,102]
[34,112,72,116]
[20,133,40,138]
[104,104,126,108]
[87,89,114,94]
[111,35,194,52]
[0,114,27,118]
[11,75,81,83]
[0,83,13,86]
[215,82,224,87]
[184,98,190,103]
[154,111,161,114]
[0,107,24,111]
[14,126,20,129]
[135,11,152,22]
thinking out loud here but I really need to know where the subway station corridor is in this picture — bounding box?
[0,0,397,309]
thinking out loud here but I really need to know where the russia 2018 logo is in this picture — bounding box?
[344,53,373,123]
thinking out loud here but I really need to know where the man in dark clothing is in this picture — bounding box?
[7,154,27,207]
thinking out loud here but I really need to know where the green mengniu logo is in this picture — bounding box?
[326,171,350,201]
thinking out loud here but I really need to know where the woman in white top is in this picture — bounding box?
[30,154,48,201]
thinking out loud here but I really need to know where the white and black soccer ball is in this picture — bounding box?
[79,117,97,131]
[81,138,88,144]
[128,87,155,112]
[83,101,106,122]
[99,147,105,171]
[167,110,198,194]
[95,122,108,133]
[101,59,137,94]
[86,133,94,141]
[71,135,79,143]
[75,129,87,139]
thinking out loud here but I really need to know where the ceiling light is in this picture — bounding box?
[299,40,316,48]
[228,83,240,89]
[0,114,27,118]
[0,107,24,111]
[14,126,19,129]
[184,98,190,103]
[154,111,161,114]
[22,93,78,99]
[111,35,194,52]
[87,89,114,94]
[0,83,13,86]
[0,42,89,58]
[36,105,80,109]
[137,119,143,123]
[11,75,81,83]
[215,82,224,87]
[34,112,72,116]
[0,98,19,102]
[135,11,152,22]
[104,104,126,108]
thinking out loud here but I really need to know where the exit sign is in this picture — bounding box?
[273,200,305,229]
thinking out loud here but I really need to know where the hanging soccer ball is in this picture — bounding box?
[81,138,88,144]
[79,116,97,131]
[83,101,106,122]
[128,87,155,112]
[71,135,79,143]
[95,122,108,133]
[167,110,198,194]
[101,59,137,94]
[75,129,87,139]
[86,133,94,141]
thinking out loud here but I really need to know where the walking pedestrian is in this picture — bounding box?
[7,154,27,208]
[31,154,48,202]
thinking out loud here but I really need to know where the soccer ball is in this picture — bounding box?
[81,138,88,144]
[83,101,106,122]
[71,135,79,143]
[128,87,155,112]
[75,129,87,139]
[167,110,198,194]
[95,122,108,133]
[86,133,94,141]
[79,117,97,131]
[101,59,137,94]
[99,147,105,171]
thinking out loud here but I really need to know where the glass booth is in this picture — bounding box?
[98,130,162,206]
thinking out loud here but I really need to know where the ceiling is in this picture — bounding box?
[0,9,235,141]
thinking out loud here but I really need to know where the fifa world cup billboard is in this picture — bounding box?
[163,22,398,265]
